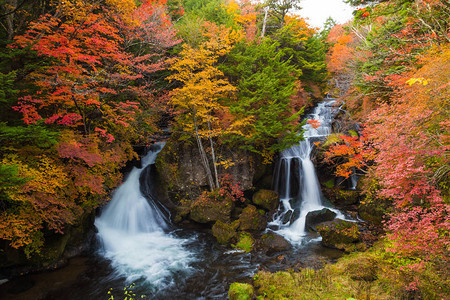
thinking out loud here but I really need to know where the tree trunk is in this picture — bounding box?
[261,6,269,38]
[207,120,220,189]
[193,106,216,190]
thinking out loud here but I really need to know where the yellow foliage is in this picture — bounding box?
[1,154,68,202]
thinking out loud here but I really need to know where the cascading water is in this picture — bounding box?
[95,143,195,286]
[270,100,344,243]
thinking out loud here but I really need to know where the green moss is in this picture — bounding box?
[190,195,233,224]
[348,130,358,137]
[324,179,335,189]
[212,220,238,245]
[228,282,254,300]
[252,240,449,299]
[317,220,362,252]
[238,204,267,231]
[323,133,343,147]
[252,189,279,211]
[233,232,254,253]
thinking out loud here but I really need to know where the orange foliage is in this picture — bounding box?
[326,24,355,74]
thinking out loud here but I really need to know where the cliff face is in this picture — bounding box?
[155,135,274,208]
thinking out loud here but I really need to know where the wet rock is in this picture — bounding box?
[252,189,279,211]
[305,208,337,231]
[190,197,234,224]
[212,220,239,245]
[238,205,267,231]
[261,233,291,254]
[290,208,300,225]
[289,158,301,198]
[228,282,254,300]
[281,210,293,224]
[317,219,364,252]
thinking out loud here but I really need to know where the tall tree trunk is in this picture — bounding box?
[6,0,18,40]
[261,6,269,38]
[207,120,220,189]
[193,106,216,190]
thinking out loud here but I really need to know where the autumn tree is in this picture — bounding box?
[0,0,180,254]
[168,22,244,190]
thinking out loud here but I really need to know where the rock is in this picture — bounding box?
[212,220,239,245]
[238,205,267,231]
[317,219,363,252]
[261,233,291,254]
[156,135,258,199]
[281,210,293,224]
[334,189,359,206]
[228,282,254,300]
[290,208,300,225]
[189,196,234,224]
[252,189,279,211]
[233,232,254,253]
[358,200,386,225]
[345,257,377,281]
[305,208,337,231]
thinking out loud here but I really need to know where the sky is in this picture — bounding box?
[296,0,356,28]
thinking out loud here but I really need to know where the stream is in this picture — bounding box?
[0,99,345,300]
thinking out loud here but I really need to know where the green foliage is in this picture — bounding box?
[221,39,304,159]
[0,71,18,103]
[0,122,59,149]
[0,163,29,203]
[181,0,234,26]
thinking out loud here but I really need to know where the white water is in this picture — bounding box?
[270,101,344,244]
[95,143,195,285]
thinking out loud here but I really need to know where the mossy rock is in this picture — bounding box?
[228,282,254,300]
[238,205,267,231]
[233,232,254,253]
[358,200,386,225]
[305,208,337,231]
[252,189,279,211]
[190,196,234,224]
[326,188,359,206]
[317,219,362,252]
[212,220,239,245]
[345,257,378,281]
[260,233,291,254]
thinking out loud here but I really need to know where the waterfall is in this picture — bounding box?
[95,143,195,286]
[270,100,344,243]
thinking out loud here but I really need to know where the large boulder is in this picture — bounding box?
[260,233,291,254]
[252,189,279,211]
[305,208,337,231]
[238,205,267,231]
[317,219,364,252]
[329,188,359,206]
[189,196,234,224]
[212,220,239,245]
[228,282,254,300]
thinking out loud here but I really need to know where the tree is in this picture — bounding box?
[168,22,244,190]
[221,39,304,161]
[265,0,301,28]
